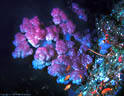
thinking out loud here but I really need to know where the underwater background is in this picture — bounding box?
[0,0,124,96]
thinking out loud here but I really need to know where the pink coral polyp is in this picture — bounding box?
[56,40,68,55]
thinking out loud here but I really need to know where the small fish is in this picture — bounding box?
[99,81,105,90]
[101,88,112,95]
[100,80,105,86]
[91,90,97,94]
[106,40,109,43]
[118,55,122,63]
[105,34,109,43]
[105,34,109,37]
[66,65,71,72]
[64,84,71,91]
[105,34,109,39]
[79,75,82,79]
[86,64,92,69]
[99,86,102,90]
[64,75,70,81]
[103,40,106,43]
[78,92,82,96]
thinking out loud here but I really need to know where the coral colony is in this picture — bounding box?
[12,1,124,96]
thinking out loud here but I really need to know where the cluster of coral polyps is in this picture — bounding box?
[12,7,93,85]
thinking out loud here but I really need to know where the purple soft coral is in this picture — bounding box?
[12,33,33,58]
[20,16,46,47]
[12,7,92,86]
